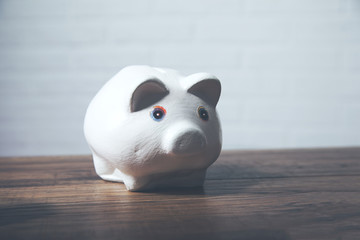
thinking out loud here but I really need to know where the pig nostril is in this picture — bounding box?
[172,131,206,155]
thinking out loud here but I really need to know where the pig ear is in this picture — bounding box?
[186,74,221,107]
[130,79,169,112]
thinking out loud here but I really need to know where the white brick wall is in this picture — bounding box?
[0,0,359,156]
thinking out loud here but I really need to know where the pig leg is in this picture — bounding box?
[92,153,123,183]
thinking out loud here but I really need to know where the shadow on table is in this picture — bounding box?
[190,229,292,240]
[140,164,280,196]
[137,179,263,196]
[0,203,56,226]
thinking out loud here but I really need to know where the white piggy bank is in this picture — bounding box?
[84,65,222,191]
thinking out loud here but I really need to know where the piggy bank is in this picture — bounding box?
[84,65,222,191]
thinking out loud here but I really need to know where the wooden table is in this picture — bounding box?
[1,148,360,240]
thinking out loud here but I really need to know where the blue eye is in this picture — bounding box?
[151,106,166,121]
[198,106,209,121]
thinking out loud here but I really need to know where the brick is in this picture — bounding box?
[150,0,244,14]
[0,126,89,156]
[0,0,70,17]
[67,45,151,69]
[0,47,70,71]
[150,44,241,68]
[339,0,360,14]
[0,18,104,44]
[287,129,351,148]
[105,16,194,43]
[344,104,360,125]
[283,74,352,96]
[241,99,346,128]
[243,48,342,69]
[222,124,287,149]
[345,48,360,72]
[68,0,150,16]
[195,16,288,42]
[0,0,150,18]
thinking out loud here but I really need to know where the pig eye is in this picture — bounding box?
[197,106,209,121]
[151,106,166,121]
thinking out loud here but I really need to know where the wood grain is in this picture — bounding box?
[1,148,360,240]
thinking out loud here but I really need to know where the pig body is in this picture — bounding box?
[84,66,222,191]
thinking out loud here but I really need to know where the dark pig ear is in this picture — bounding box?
[186,73,221,107]
[130,79,169,112]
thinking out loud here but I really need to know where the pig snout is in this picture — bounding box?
[172,130,206,154]
[162,122,207,155]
